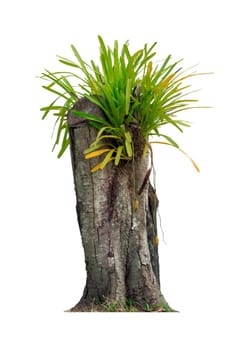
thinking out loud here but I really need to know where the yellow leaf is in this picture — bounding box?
[85,148,110,159]
[161,72,176,88]
[147,61,152,76]
[189,157,200,172]
[91,156,115,173]
[90,162,103,173]
[150,141,200,172]
[176,147,200,172]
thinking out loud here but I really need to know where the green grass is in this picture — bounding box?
[97,299,175,312]
[40,35,210,169]
[69,297,178,312]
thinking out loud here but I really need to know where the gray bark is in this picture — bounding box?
[67,98,167,310]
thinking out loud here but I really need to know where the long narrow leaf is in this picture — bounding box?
[159,134,179,148]
[42,85,70,100]
[115,145,123,166]
[85,148,111,159]
[57,127,69,158]
[57,56,80,68]
[84,143,108,155]
[100,149,115,169]
[125,78,132,115]
[41,96,60,119]
[150,141,200,172]
[71,110,111,127]
[125,139,132,157]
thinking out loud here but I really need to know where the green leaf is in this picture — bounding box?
[42,70,77,99]
[125,131,132,143]
[159,134,179,148]
[57,126,69,158]
[71,44,97,91]
[57,139,69,158]
[89,121,103,130]
[61,75,78,98]
[115,145,123,166]
[154,54,172,83]
[84,143,108,155]
[71,110,111,127]
[100,149,115,169]
[52,116,66,151]
[57,56,80,68]
[41,96,60,120]
[42,85,70,100]
[40,105,69,112]
[97,134,122,142]
[125,78,132,115]
[96,126,110,140]
[125,139,132,158]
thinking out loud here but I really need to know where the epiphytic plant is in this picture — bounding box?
[40,36,208,172]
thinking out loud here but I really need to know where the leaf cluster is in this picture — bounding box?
[40,36,208,169]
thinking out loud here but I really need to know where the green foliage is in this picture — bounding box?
[84,125,133,172]
[97,298,175,312]
[144,303,154,312]
[155,303,174,312]
[40,36,209,167]
[102,300,121,312]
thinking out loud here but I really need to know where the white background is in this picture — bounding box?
[0,0,233,349]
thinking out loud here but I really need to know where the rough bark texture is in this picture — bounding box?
[67,98,168,310]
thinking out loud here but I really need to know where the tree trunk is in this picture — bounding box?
[67,98,169,311]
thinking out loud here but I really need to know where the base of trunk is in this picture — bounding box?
[68,294,174,312]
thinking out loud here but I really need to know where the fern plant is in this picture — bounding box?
[40,35,208,170]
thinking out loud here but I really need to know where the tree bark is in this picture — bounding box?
[67,98,168,311]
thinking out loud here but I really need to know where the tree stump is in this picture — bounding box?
[67,98,169,311]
